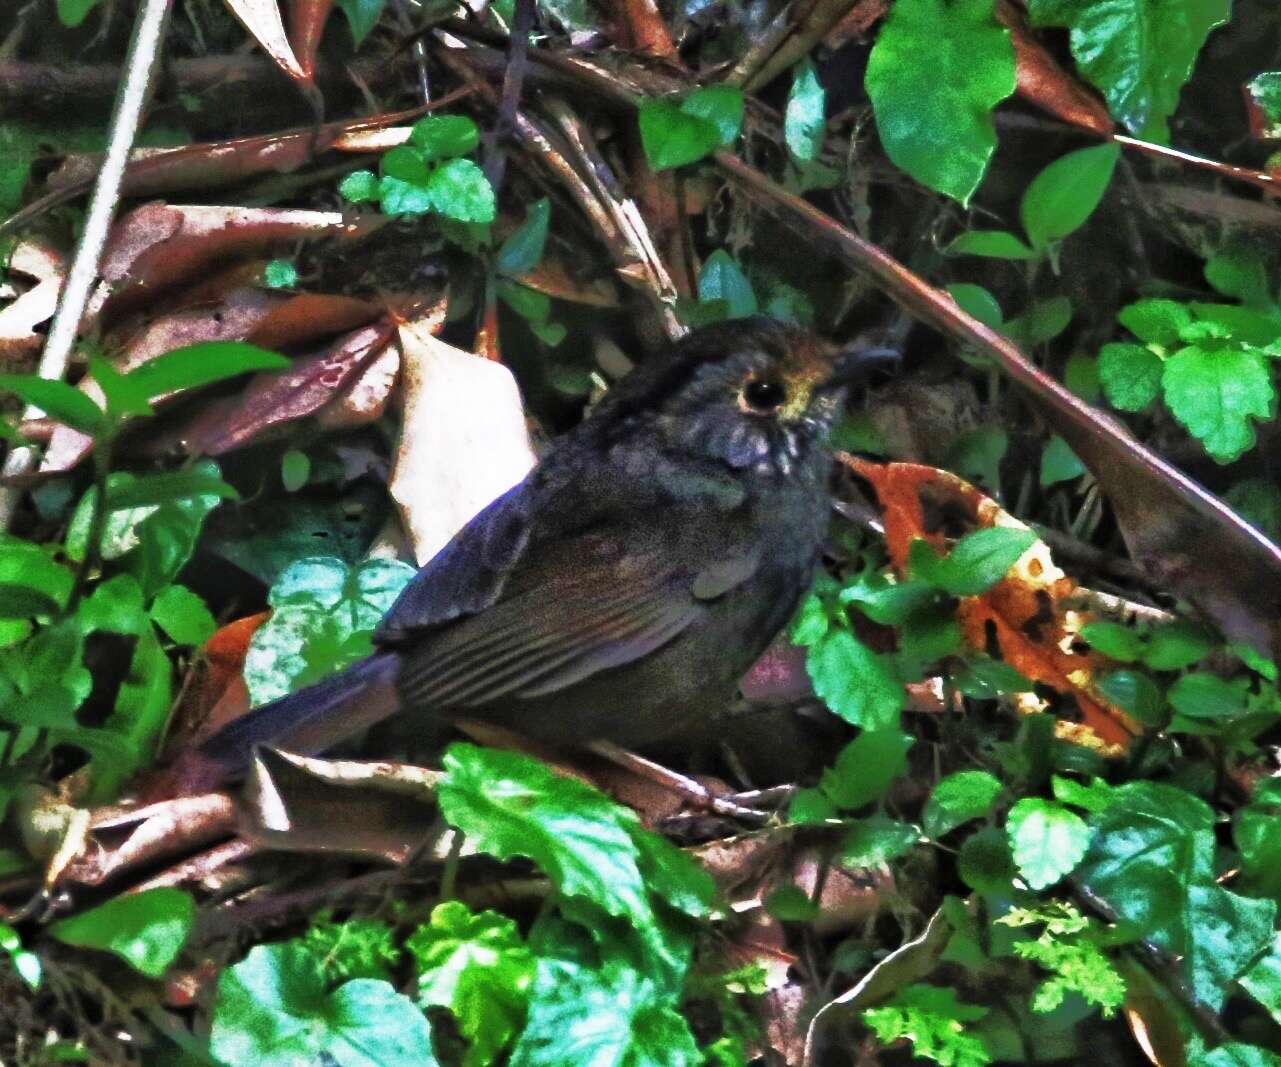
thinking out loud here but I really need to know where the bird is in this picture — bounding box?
[176,316,894,788]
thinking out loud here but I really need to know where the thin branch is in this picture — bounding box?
[0,0,172,530]
[483,0,536,194]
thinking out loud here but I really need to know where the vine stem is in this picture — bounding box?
[0,0,172,530]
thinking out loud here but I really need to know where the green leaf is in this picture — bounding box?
[678,86,743,148]
[56,0,102,26]
[0,375,106,437]
[510,956,699,1067]
[1236,788,1281,900]
[1079,621,1144,662]
[924,771,1004,838]
[244,556,415,704]
[945,230,1038,259]
[945,428,1007,493]
[1227,478,1281,542]
[424,158,497,223]
[841,816,920,867]
[1077,781,1276,1010]
[862,984,991,1067]
[1039,435,1085,488]
[532,320,567,349]
[1096,668,1164,726]
[1098,342,1163,412]
[821,730,913,810]
[807,629,903,730]
[1166,671,1243,720]
[1206,240,1273,306]
[438,743,713,969]
[497,198,551,277]
[212,942,436,1067]
[1240,934,1281,1026]
[909,527,1037,596]
[263,258,298,289]
[1143,620,1216,671]
[865,0,1016,204]
[497,279,552,323]
[999,903,1126,1015]
[789,786,837,825]
[340,169,380,203]
[127,466,227,597]
[383,145,434,184]
[1027,0,1231,142]
[76,572,144,636]
[698,251,757,319]
[407,902,534,1067]
[123,341,288,399]
[410,114,481,160]
[946,283,1003,329]
[337,0,386,45]
[0,541,73,622]
[1065,353,1101,401]
[302,915,399,982]
[958,825,1017,894]
[90,357,155,419]
[1247,72,1281,139]
[1162,343,1275,462]
[784,59,826,163]
[104,468,239,511]
[281,449,310,492]
[953,657,1034,698]
[840,576,937,626]
[50,888,193,978]
[1192,1045,1281,1067]
[765,884,820,922]
[1006,295,1074,346]
[95,626,170,799]
[1119,298,1193,346]
[0,922,40,989]
[0,583,59,620]
[1007,798,1090,890]
[638,102,721,171]
[1020,144,1120,250]
[149,584,216,646]
[1051,774,1114,814]
[377,175,434,215]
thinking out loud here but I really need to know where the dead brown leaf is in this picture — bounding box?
[180,319,397,455]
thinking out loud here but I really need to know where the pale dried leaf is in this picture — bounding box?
[390,319,537,564]
[222,0,308,82]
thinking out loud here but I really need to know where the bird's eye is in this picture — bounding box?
[742,378,787,412]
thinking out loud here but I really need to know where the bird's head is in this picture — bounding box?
[592,316,896,476]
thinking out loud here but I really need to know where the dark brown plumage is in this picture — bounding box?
[183,316,893,784]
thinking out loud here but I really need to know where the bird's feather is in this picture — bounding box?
[373,480,532,644]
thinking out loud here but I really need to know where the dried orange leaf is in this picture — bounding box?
[847,456,1140,753]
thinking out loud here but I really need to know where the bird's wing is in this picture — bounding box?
[395,527,762,710]
[373,479,534,645]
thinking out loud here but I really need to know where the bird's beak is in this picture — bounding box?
[824,343,901,389]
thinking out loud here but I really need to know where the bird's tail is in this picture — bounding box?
[166,652,402,793]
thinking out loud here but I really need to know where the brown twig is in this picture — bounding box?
[541,96,685,340]
[588,740,771,823]
[731,0,863,92]
[483,0,536,194]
